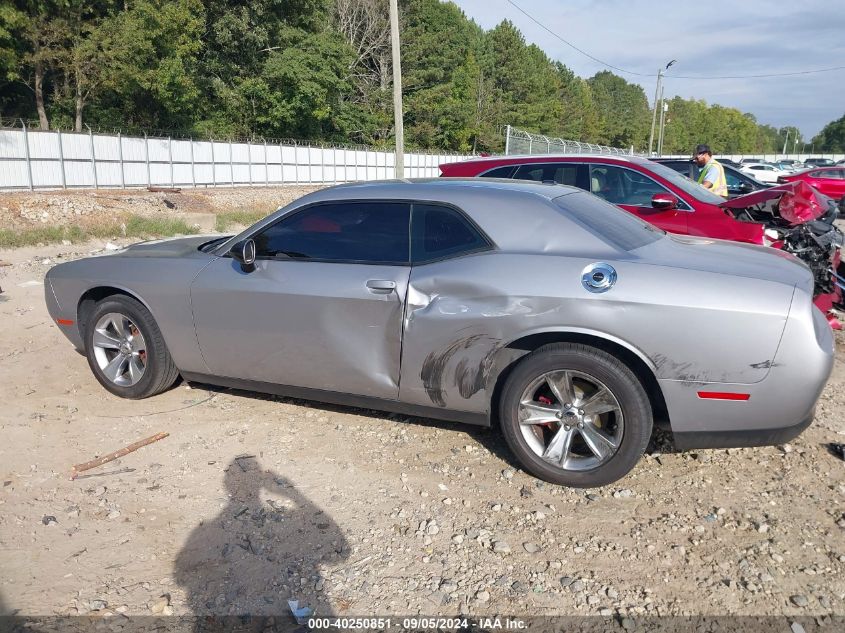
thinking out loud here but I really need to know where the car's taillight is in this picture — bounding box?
[762,228,780,247]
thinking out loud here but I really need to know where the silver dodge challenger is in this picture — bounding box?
[45,179,834,487]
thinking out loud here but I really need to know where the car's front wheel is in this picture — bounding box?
[84,295,179,399]
[499,343,652,487]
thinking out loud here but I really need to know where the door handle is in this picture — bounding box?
[366,279,396,294]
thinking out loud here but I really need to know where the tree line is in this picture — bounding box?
[1,0,841,153]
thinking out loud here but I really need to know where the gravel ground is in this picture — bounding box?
[0,186,324,231]
[1,239,844,628]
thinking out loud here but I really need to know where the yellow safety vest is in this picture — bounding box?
[697,159,728,197]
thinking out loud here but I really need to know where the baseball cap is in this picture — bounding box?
[694,144,712,155]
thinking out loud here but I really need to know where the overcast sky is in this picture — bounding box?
[449,0,845,141]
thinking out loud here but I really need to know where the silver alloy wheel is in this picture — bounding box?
[518,370,624,471]
[91,312,147,387]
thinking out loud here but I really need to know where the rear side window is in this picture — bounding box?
[253,201,411,264]
[479,165,517,178]
[554,191,663,251]
[411,203,490,264]
[513,163,581,186]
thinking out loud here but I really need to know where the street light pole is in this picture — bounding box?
[389,0,404,179]
[782,129,789,156]
[648,69,663,156]
[648,60,676,156]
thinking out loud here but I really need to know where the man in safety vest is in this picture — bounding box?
[693,144,728,198]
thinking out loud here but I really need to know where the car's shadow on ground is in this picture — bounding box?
[193,383,682,478]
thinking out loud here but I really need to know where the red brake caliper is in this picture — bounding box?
[538,395,556,428]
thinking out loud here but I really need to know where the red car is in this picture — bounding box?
[440,154,845,327]
[777,167,845,207]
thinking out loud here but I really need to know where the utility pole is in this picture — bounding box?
[389,0,404,179]
[657,99,668,156]
[648,60,676,156]
[782,128,790,156]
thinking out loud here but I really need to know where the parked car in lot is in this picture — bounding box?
[440,154,845,325]
[778,159,805,171]
[653,158,771,198]
[739,163,789,184]
[714,157,741,168]
[804,158,836,168]
[45,180,835,487]
[777,166,845,208]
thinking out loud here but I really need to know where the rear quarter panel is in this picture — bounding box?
[399,251,794,415]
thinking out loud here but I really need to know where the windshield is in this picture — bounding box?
[554,191,663,252]
[643,160,727,205]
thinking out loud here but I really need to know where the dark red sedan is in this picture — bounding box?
[777,167,845,207]
[440,154,845,326]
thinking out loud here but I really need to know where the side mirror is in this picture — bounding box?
[739,182,753,193]
[651,193,679,210]
[229,239,256,272]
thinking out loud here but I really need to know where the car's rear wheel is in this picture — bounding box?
[499,343,652,487]
[84,295,179,399]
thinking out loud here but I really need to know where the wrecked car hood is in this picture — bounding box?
[720,180,828,225]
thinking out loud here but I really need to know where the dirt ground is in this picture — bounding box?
[1,235,845,627]
[0,186,323,232]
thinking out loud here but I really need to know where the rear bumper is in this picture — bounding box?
[673,409,813,450]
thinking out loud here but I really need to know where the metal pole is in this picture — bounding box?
[648,69,662,156]
[57,129,66,189]
[321,144,326,183]
[168,136,174,187]
[657,85,667,156]
[279,141,284,184]
[117,132,125,188]
[21,120,33,191]
[294,142,299,183]
[88,126,98,189]
[211,139,216,187]
[264,140,268,186]
[229,140,234,187]
[504,124,511,155]
[189,138,195,188]
[144,132,151,187]
[247,141,253,186]
[307,143,312,184]
[782,129,789,156]
[389,0,404,178]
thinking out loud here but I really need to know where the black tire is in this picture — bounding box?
[499,343,652,488]
[84,295,179,399]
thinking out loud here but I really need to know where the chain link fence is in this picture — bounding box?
[504,125,639,156]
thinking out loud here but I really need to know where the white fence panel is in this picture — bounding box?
[0,126,472,190]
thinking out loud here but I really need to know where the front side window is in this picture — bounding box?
[411,204,490,264]
[589,165,677,207]
[815,169,844,179]
[253,201,411,264]
[644,160,727,205]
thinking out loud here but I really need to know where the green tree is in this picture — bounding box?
[812,113,845,152]
[586,71,650,149]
